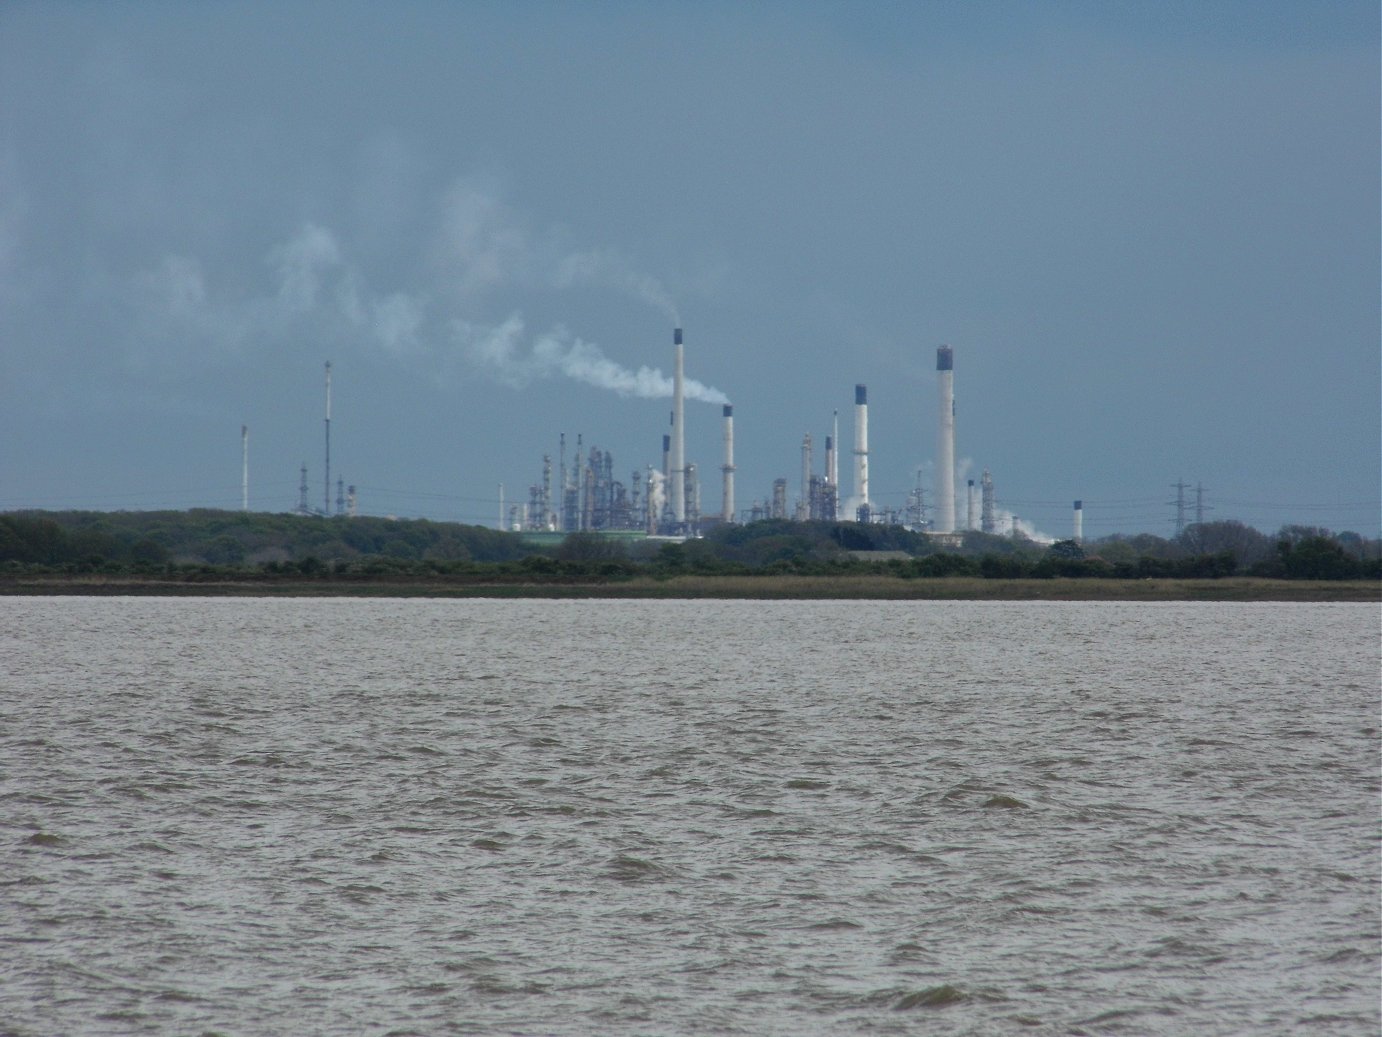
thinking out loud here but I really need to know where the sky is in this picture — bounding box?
[1,0,1377,540]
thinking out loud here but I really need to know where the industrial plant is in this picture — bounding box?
[279,332,1092,544]
[491,334,1078,542]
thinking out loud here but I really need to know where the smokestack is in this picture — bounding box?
[936,346,955,533]
[323,361,332,516]
[671,328,685,527]
[1073,500,1084,544]
[241,425,249,512]
[967,479,976,532]
[799,433,813,521]
[721,404,735,523]
[823,409,834,486]
[854,384,869,519]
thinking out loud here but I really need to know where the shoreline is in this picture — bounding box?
[2,575,1377,601]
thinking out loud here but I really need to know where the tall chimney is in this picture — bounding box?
[721,404,735,523]
[1073,500,1084,544]
[823,409,834,486]
[936,346,955,533]
[854,384,869,519]
[671,328,685,527]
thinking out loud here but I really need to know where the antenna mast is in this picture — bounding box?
[324,361,332,516]
[241,425,249,512]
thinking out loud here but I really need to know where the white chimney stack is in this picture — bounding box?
[671,328,685,528]
[936,346,955,533]
[853,384,869,519]
[721,404,735,523]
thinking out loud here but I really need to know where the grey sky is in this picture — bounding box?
[2,1,1377,538]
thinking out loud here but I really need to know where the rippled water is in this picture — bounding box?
[1,597,1378,1035]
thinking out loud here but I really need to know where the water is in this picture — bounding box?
[1,597,1377,1036]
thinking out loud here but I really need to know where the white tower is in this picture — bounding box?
[671,328,685,528]
[830,409,839,487]
[853,384,869,520]
[721,404,735,523]
[936,345,955,533]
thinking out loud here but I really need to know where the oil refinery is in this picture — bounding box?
[284,329,1086,545]
[493,332,1070,543]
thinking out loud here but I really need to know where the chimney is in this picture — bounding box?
[936,345,955,533]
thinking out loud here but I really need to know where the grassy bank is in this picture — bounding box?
[2,573,1377,601]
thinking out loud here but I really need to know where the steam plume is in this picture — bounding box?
[457,314,728,404]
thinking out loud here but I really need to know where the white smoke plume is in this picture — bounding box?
[456,314,729,405]
[124,182,702,407]
[995,509,1054,546]
[645,469,666,527]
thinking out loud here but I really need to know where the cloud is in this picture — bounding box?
[556,248,679,324]
[433,176,681,320]
[433,179,536,300]
[137,254,207,318]
[114,185,695,401]
[372,292,428,357]
[270,223,343,313]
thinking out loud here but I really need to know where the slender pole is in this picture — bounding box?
[324,361,332,516]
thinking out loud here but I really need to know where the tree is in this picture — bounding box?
[1176,520,1272,567]
[1275,536,1360,580]
[557,532,626,562]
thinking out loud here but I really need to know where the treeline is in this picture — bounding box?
[0,510,524,570]
[0,510,1377,581]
